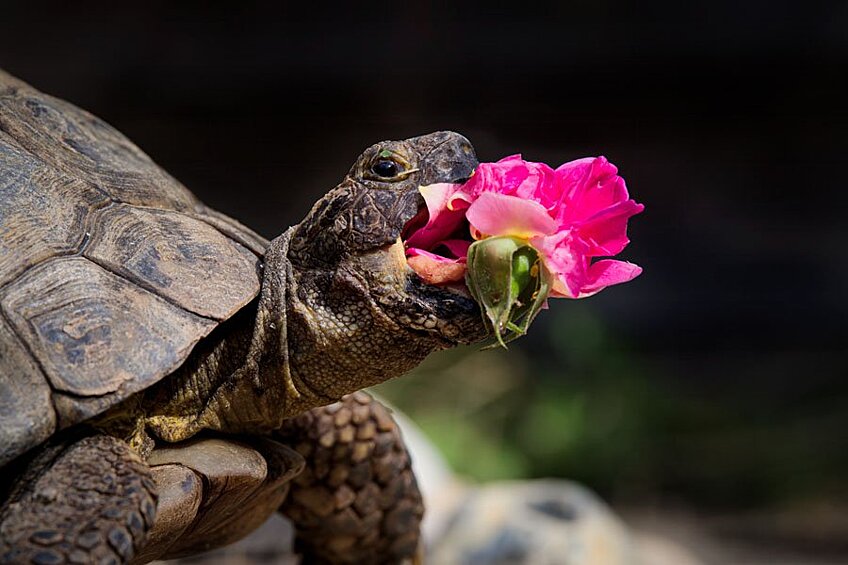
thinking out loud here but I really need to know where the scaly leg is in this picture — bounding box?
[279,392,424,564]
[134,436,304,563]
[0,435,157,565]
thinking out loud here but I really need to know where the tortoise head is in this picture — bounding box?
[281,132,487,403]
[289,130,484,343]
[289,131,477,266]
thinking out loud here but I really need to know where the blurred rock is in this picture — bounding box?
[429,480,634,565]
[154,514,296,564]
[633,533,703,565]
[389,407,468,547]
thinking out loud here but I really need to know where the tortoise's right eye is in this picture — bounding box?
[372,159,401,178]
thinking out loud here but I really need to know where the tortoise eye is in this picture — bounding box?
[371,159,401,178]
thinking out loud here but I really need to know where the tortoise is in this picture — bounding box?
[0,69,485,564]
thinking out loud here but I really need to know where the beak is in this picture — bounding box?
[417,132,479,186]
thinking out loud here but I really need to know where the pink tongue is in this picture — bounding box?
[407,254,467,286]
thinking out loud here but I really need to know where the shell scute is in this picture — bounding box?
[0,130,107,287]
[1,257,217,404]
[85,205,260,321]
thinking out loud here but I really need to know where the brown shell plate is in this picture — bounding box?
[0,69,268,466]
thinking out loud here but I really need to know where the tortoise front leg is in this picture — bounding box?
[279,392,424,564]
[134,436,304,563]
[0,435,157,565]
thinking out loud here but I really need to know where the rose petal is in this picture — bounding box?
[405,183,466,250]
[466,192,557,239]
[407,251,467,285]
[459,155,557,207]
[576,259,643,297]
[543,157,593,208]
[574,199,645,256]
[554,157,634,225]
[447,193,472,211]
[512,162,556,206]
[407,247,458,261]
[531,231,586,298]
[459,155,520,200]
[437,239,472,259]
[407,240,470,262]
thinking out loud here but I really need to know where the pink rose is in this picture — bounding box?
[405,154,644,298]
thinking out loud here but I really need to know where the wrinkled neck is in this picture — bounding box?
[144,231,296,441]
[283,260,439,411]
[144,231,443,443]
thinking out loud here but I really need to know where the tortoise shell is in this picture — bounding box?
[0,69,268,466]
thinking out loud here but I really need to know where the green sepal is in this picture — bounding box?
[465,236,553,349]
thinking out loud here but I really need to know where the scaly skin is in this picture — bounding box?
[278,392,424,564]
[0,436,157,564]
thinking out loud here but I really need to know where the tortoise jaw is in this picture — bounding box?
[355,237,484,345]
[401,259,485,345]
[396,188,485,344]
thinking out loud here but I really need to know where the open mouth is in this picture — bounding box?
[401,187,475,289]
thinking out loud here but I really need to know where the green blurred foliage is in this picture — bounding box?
[373,302,848,509]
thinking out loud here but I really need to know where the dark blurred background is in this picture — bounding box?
[2,1,846,561]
